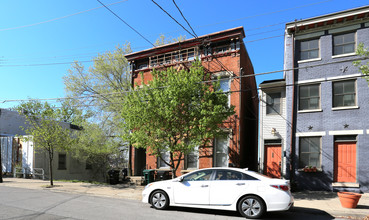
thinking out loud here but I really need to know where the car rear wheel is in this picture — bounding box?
[150,190,169,210]
[238,195,265,219]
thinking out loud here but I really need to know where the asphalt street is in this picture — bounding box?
[0,186,337,220]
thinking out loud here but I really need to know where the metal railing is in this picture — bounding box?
[13,167,45,180]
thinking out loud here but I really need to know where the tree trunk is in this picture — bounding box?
[49,150,53,186]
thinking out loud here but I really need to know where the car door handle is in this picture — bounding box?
[201,185,209,187]
[236,183,245,186]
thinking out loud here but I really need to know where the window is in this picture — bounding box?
[333,32,355,55]
[58,153,66,170]
[266,93,281,114]
[137,62,148,70]
[204,46,212,56]
[185,146,198,169]
[334,135,357,142]
[299,137,321,168]
[218,78,231,106]
[214,136,229,167]
[158,151,170,168]
[183,169,213,181]
[299,39,319,60]
[164,55,172,64]
[333,80,356,107]
[299,84,320,110]
[215,46,229,54]
[215,170,258,181]
[230,40,240,51]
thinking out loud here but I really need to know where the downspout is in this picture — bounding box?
[128,61,134,176]
[239,67,243,168]
[289,30,296,183]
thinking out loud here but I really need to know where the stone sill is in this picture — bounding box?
[332,106,359,111]
[332,182,360,188]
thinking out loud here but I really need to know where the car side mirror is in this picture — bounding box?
[178,176,184,182]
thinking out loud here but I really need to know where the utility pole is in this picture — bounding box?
[0,139,3,183]
[0,108,3,183]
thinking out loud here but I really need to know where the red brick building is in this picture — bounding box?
[125,27,258,177]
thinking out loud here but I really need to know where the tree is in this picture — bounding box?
[64,43,132,173]
[154,34,186,46]
[64,43,132,128]
[353,43,369,84]
[70,121,124,181]
[121,61,235,177]
[16,101,78,186]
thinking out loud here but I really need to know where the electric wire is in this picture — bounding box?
[0,33,286,67]
[151,0,197,39]
[196,0,333,29]
[0,0,334,62]
[172,0,198,38]
[97,0,156,47]
[1,56,367,104]
[0,0,129,32]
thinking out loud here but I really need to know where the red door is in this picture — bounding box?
[264,145,282,178]
[334,142,356,183]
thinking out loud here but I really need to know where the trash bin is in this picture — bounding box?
[143,169,155,185]
[108,169,120,185]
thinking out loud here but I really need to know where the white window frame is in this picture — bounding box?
[158,151,170,169]
[332,32,356,56]
[213,135,230,167]
[332,79,357,108]
[185,146,199,170]
[299,136,322,169]
[298,84,321,111]
[266,92,281,115]
[299,38,320,61]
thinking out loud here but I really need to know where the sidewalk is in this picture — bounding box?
[0,177,144,201]
[1,177,369,219]
[293,191,369,220]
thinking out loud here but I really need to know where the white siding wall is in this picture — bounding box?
[259,88,287,175]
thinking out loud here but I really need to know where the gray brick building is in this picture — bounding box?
[284,6,369,192]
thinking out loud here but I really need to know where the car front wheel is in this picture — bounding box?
[238,195,265,219]
[150,190,169,210]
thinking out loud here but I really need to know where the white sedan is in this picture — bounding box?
[142,168,294,219]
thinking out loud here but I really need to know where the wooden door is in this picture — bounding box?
[334,142,356,183]
[264,145,282,178]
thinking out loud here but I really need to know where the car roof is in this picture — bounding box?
[185,167,273,180]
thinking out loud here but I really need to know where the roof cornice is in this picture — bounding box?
[286,5,369,32]
[125,26,245,61]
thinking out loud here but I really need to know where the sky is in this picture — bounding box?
[0,0,367,109]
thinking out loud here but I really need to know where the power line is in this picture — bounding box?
[1,0,332,61]
[97,0,156,47]
[0,32,286,66]
[1,56,367,104]
[0,0,129,32]
[151,0,197,39]
[172,0,198,38]
[196,0,333,29]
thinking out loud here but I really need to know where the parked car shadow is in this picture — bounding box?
[154,206,334,219]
